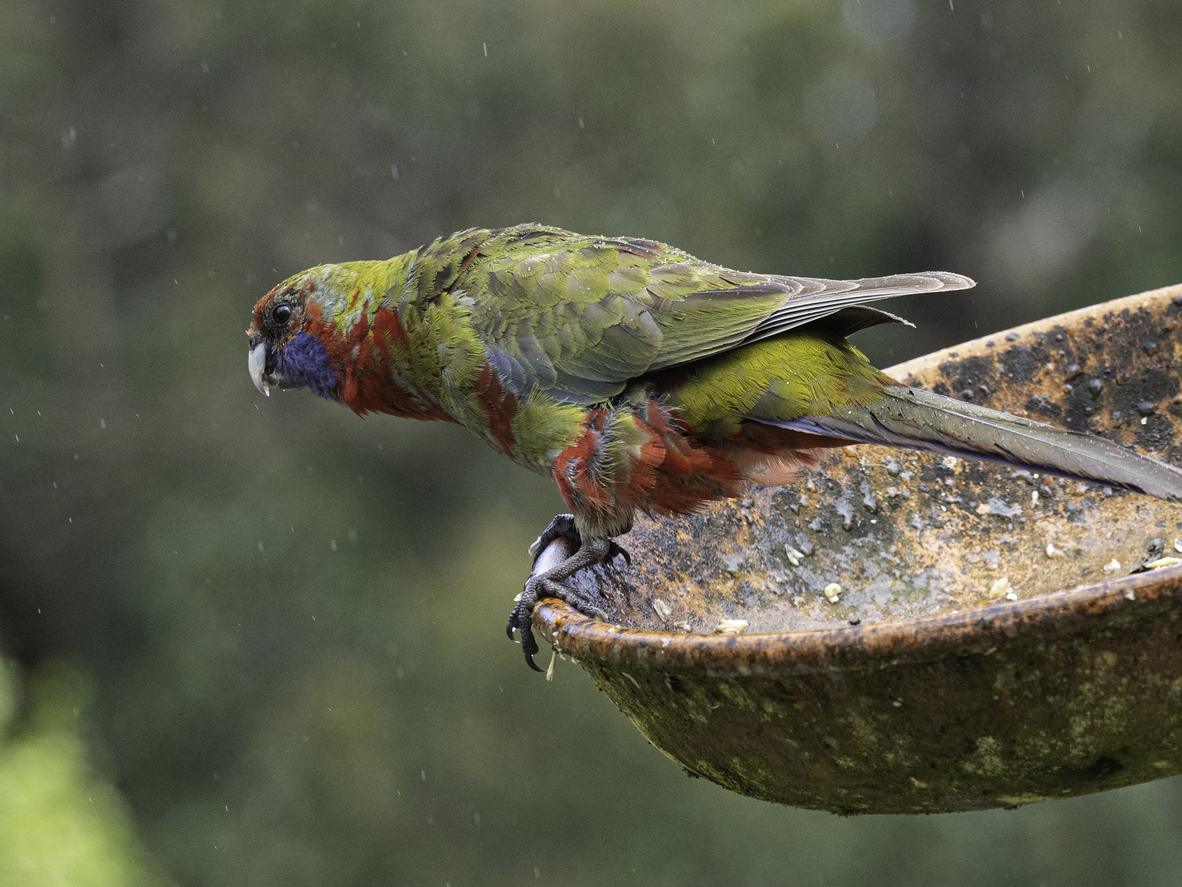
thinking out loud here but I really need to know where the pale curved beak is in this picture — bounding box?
[249,342,270,396]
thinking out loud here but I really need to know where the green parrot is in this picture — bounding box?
[247,224,1182,670]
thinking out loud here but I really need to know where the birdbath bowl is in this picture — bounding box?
[530,283,1182,814]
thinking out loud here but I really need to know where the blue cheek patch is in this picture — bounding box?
[276,332,339,399]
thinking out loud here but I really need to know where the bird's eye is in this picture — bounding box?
[272,304,292,326]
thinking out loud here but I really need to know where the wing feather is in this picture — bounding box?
[451,224,974,403]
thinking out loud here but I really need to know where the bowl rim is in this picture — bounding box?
[536,563,1182,675]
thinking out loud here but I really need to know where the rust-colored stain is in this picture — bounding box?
[531,283,1182,814]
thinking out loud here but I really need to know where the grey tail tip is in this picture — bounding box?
[931,271,976,290]
[769,387,1182,505]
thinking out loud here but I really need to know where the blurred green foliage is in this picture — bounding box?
[0,659,168,886]
[2,0,1182,884]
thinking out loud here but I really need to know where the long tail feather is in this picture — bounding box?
[769,386,1182,502]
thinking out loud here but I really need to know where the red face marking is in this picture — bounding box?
[305,298,450,422]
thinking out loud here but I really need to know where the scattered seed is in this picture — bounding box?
[714,619,749,635]
[1142,557,1182,571]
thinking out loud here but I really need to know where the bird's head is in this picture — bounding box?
[247,267,343,400]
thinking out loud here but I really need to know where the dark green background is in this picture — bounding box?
[3,0,1182,884]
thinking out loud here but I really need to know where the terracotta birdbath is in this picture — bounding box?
[530,282,1182,814]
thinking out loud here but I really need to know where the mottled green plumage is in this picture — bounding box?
[248,223,1182,670]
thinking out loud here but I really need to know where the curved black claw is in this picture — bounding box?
[509,533,620,672]
[506,580,545,672]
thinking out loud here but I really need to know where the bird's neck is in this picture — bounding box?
[315,253,457,423]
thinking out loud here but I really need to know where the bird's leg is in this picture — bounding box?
[507,514,630,672]
[508,537,613,672]
[526,514,631,566]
